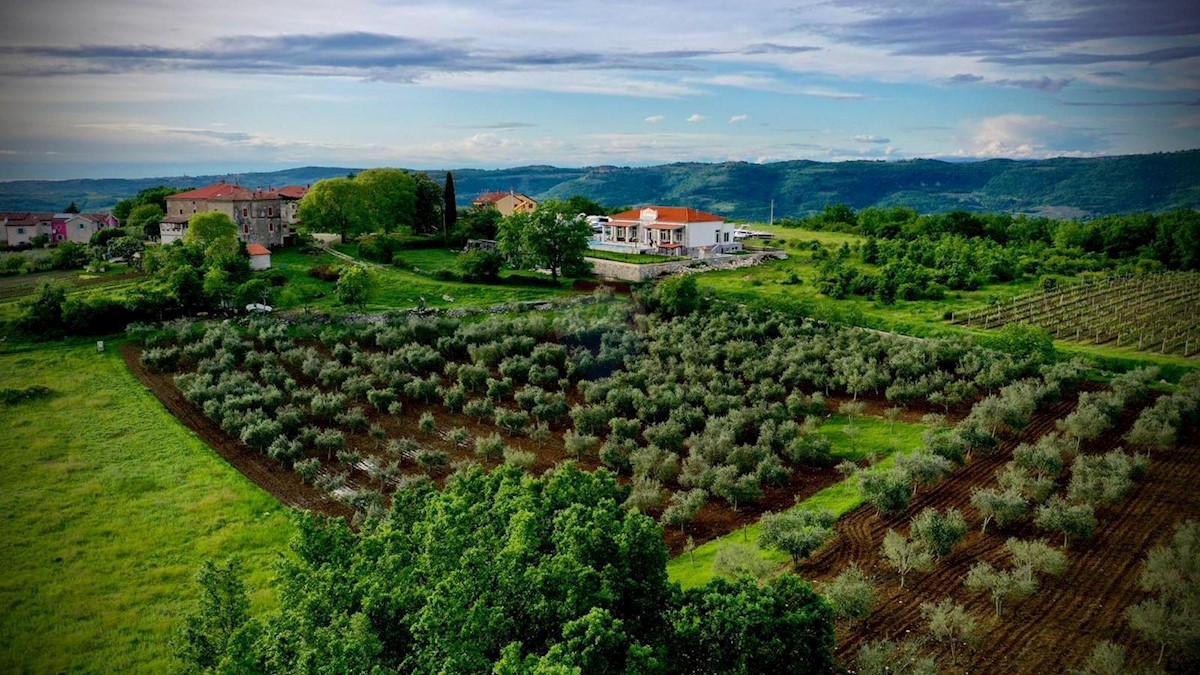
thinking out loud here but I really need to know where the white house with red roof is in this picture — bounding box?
[160,181,308,247]
[594,206,741,257]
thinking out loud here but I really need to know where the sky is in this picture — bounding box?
[0,0,1197,180]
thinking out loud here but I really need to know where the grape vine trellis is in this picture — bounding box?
[950,272,1200,357]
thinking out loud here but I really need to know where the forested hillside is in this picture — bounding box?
[2,150,1197,219]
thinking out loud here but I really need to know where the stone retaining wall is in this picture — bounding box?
[586,250,785,282]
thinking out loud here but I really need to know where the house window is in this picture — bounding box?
[267,207,273,217]
[724,232,730,242]
[16,227,24,234]
[79,223,86,230]
[269,223,274,232]
[243,224,249,234]
[179,209,184,215]
[242,208,248,217]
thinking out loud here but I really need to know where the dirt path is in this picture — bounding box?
[798,391,1200,674]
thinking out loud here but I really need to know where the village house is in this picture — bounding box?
[160,181,308,247]
[593,206,742,257]
[0,212,54,247]
[52,213,118,244]
[472,190,538,217]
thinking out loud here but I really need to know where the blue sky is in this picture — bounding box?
[0,0,1197,179]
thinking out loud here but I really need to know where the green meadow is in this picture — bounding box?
[0,342,293,674]
[666,414,928,589]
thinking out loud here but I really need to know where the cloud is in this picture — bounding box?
[799,87,874,101]
[950,73,1072,92]
[1173,114,1200,128]
[995,76,1073,92]
[453,122,539,130]
[0,30,722,81]
[826,1,1200,60]
[728,114,748,124]
[740,43,821,55]
[964,114,1107,158]
[686,114,705,123]
[852,134,890,144]
[1059,97,1200,107]
[644,115,665,123]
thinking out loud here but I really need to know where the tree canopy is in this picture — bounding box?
[177,462,836,674]
[297,177,372,243]
[497,200,593,282]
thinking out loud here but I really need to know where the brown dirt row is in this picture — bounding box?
[796,391,1200,674]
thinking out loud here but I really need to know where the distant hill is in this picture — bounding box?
[2,150,1197,220]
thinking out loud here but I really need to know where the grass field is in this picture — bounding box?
[272,247,575,312]
[0,341,294,674]
[667,414,928,588]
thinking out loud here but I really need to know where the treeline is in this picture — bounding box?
[783,205,1200,304]
[177,464,835,674]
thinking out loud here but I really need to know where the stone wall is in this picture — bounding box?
[586,250,785,282]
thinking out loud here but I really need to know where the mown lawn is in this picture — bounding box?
[666,414,928,589]
[0,341,294,674]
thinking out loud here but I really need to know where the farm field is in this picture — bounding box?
[0,265,143,321]
[698,224,1198,373]
[797,387,1200,673]
[953,271,1200,357]
[0,341,293,674]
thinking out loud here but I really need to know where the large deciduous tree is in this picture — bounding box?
[355,168,416,234]
[497,200,592,282]
[297,177,370,243]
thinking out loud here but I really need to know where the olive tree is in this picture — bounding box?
[1035,496,1097,548]
[758,508,836,567]
[821,563,875,621]
[881,529,933,588]
[964,561,1037,617]
[921,597,977,663]
[909,507,968,557]
[1126,520,1199,665]
[970,487,1030,533]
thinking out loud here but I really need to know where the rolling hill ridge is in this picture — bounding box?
[2,150,1197,220]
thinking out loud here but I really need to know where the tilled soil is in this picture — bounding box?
[798,391,1200,674]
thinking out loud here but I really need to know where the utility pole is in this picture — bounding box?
[769,199,774,226]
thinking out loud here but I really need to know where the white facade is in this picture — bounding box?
[596,207,740,257]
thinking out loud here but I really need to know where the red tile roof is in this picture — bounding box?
[275,185,308,199]
[168,183,255,201]
[608,206,725,223]
[473,191,508,205]
[1,212,52,227]
[246,244,271,256]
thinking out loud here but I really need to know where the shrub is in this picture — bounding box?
[563,430,598,458]
[759,509,836,567]
[501,448,536,471]
[457,249,503,281]
[307,264,340,282]
[141,346,182,373]
[598,437,637,473]
[909,507,968,557]
[474,433,506,461]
